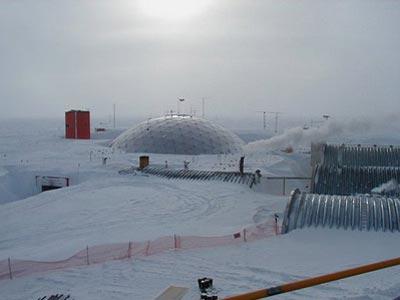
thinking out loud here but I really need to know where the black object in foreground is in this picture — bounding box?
[198,277,213,292]
[198,277,219,299]
[37,295,71,300]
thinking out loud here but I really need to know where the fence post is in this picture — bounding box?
[274,214,279,235]
[174,234,178,249]
[128,241,132,258]
[145,241,150,256]
[283,177,286,195]
[8,257,12,280]
[86,246,90,265]
[174,234,181,249]
[243,228,247,242]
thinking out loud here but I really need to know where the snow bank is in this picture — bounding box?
[1,230,400,300]
[0,168,39,204]
[0,176,282,261]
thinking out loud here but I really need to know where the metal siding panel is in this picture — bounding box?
[65,111,76,139]
[76,111,90,139]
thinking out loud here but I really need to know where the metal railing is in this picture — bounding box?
[264,177,311,195]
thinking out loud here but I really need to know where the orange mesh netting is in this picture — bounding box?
[0,219,280,280]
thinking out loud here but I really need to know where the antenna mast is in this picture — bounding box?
[267,111,283,134]
[256,111,267,130]
[177,98,185,115]
[202,98,205,118]
[113,103,116,128]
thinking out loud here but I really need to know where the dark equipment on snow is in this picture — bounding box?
[37,295,71,300]
[239,156,245,175]
[198,277,213,292]
[198,277,218,299]
[201,294,218,300]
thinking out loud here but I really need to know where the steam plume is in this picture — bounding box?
[244,119,370,154]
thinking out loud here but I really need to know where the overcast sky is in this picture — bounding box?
[0,0,399,121]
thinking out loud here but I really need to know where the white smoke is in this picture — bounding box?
[244,119,371,154]
[371,179,400,194]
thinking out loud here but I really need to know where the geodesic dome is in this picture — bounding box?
[111,115,244,155]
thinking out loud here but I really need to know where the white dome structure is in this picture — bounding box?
[111,115,244,155]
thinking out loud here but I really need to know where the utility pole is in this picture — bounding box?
[177,98,185,115]
[267,111,283,134]
[113,103,116,128]
[256,111,267,130]
[262,111,266,130]
[202,97,205,118]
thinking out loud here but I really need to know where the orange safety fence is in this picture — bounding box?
[0,219,280,281]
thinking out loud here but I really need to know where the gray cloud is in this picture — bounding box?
[0,0,399,120]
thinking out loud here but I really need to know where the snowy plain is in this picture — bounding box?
[0,118,399,299]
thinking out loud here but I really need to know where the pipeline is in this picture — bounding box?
[223,256,400,300]
[281,190,400,234]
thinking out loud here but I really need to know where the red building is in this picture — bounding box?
[65,110,91,139]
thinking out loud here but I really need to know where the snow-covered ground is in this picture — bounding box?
[0,119,399,299]
[3,231,399,300]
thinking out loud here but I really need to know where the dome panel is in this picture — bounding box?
[111,115,244,155]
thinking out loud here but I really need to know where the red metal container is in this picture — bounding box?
[65,110,90,139]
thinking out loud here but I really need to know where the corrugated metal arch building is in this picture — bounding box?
[311,143,400,196]
[282,190,400,233]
